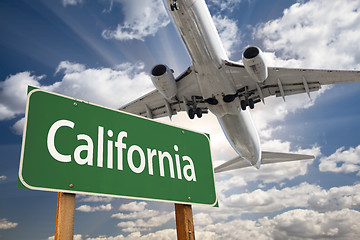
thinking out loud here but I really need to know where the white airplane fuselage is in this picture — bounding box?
[165,0,261,167]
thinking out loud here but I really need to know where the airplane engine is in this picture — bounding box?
[242,46,268,82]
[151,64,177,100]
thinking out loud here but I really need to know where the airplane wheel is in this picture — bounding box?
[196,108,202,118]
[240,100,247,111]
[249,99,254,109]
[188,109,195,119]
[170,3,178,11]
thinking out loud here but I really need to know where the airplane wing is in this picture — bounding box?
[223,60,360,105]
[119,67,207,119]
[214,151,314,173]
[120,61,360,118]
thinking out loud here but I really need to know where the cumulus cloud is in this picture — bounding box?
[12,117,25,135]
[77,229,176,240]
[222,183,360,213]
[319,145,360,175]
[76,203,112,212]
[48,61,152,108]
[60,207,360,239]
[197,208,360,240]
[0,175,6,182]
[0,72,41,120]
[0,61,153,135]
[118,201,147,212]
[112,209,158,220]
[212,15,240,57]
[255,0,360,69]
[112,201,174,233]
[193,181,360,235]
[263,209,360,240]
[0,218,18,230]
[55,61,86,74]
[117,212,173,232]
[48,234,82,240]
[102,0,170,41]
[193,212,214,226]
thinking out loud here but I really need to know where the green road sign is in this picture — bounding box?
[19,88,217,206]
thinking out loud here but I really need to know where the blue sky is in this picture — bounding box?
[1,0,360,239]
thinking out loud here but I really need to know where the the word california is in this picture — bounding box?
[46,119,197,181]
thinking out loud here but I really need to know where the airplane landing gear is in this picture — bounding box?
[241,100,247,111]
[170,0,179,11]
[249,99,254,109]
[184,96,206,120]
[196,108,202,118]
[241,99,255,110]
[187,108,203,119]
[188,109,195,119]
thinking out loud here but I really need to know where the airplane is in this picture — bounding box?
[120,0,360,173]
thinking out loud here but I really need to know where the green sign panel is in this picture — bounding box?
[19,89,217,206]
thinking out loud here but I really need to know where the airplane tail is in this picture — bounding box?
[214,151,314,173]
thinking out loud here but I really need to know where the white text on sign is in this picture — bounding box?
[47,120,197,181]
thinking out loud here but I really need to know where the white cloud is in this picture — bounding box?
[193,212,214,226]
[263,209,360,240]
[69,207,360,240]
[118,201,147,212]
[84,229,176,240]
[212,15,240,57]
[0,218,18,230]
[319,145,360,175]
[76,203,112,212]
[62,0,83,7]
[255,0,360,70]
[113,201,174,234]
[102,0,170,41]
[222,182,360,213]
[209,0,243,12]
[46,61,153,109]
[307,184,360,211]
[0,72,41,120]
[55,61,86,74]
[117,212,174,232]
[0,175,6,182]
[48,234,82,240]
[0,61,153,135]
[194,181,360,239]
[111,209,158,220]
[195,182,360,230]
[12,117,25,135]
[197,208,360,240]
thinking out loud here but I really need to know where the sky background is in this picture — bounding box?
[1,0,360,239]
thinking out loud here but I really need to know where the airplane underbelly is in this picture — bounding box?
[218,111,261,166]
[196,67,240,116]
[206,100,241,116]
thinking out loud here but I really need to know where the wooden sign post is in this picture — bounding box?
[175,203,195,240]
[55,192,76,240]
